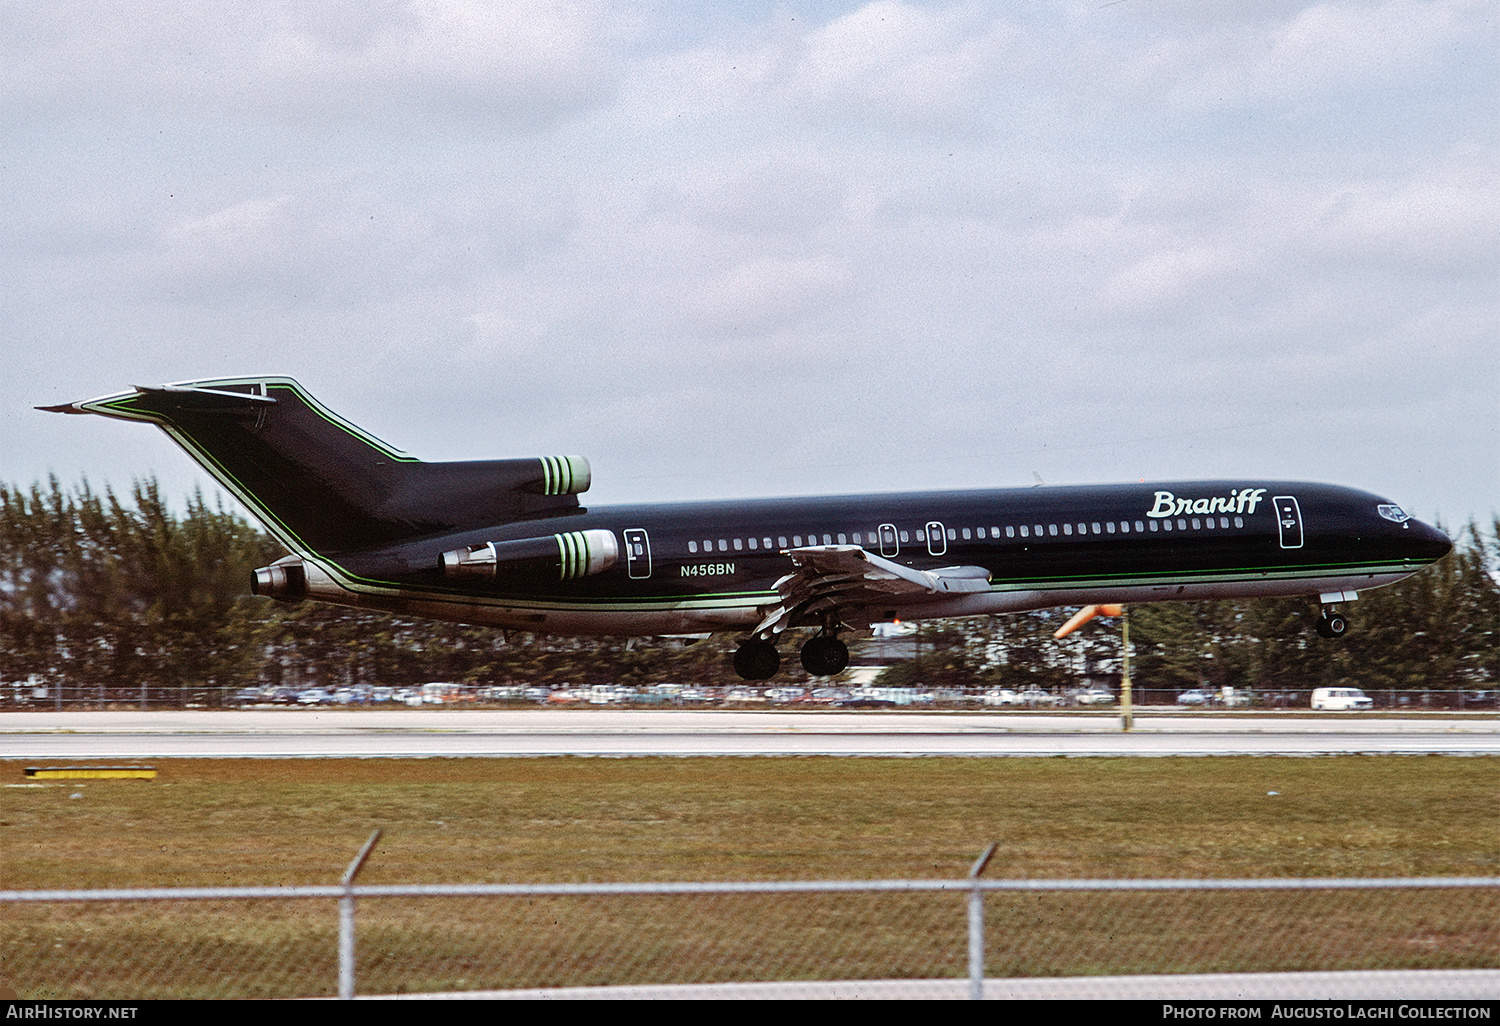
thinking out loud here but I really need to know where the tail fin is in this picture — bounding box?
[41,377,590,555]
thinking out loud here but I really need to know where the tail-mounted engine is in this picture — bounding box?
[251,556,308,600]
[441,529,619,583]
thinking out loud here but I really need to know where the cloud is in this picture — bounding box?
[1,1,1494,522]
[1100,247,1238,317]
[678,255,854,337]
[1310,154,1500,271]
[629,1,1020,137]
[0,0,620,129]
[1139,0,1484,110]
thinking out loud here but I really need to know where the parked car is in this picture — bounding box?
[1176,689,1211,706]
[1074,688,1115,706]
[983,688,1021,707]
[722,688,766,704]
[1311,687,1373,711]
[1017,688,1059,707]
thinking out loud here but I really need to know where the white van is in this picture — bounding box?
[1311,687,1373,711]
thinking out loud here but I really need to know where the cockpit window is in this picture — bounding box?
[1377,504,1410,523]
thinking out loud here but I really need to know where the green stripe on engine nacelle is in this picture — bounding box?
[539,456,591,496]
[555,531,590,580]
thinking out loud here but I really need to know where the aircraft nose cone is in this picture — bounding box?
[1408,519,1454,563]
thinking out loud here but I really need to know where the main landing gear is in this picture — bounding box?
[1315,606,1349,640]
[731,632,850,680]
[800,634,849,677]
[733,639,781,681]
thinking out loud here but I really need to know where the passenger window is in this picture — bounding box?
[688,541,698,553]
[837,533,847,545]
[947,528,956,540]
[1063,524,1072,535]
[703,538,713,551]
[748,538,757,550]
[1020,526,1029,538]
[823,534,832,545]
[1048,524,1058,536]
[962,528,971,540]
[719,540,728,552]
[1233,517,1243,528]
[899,531,909,543]
[1163,520,1172,531]
[733,538,743,550]
[1078,523,1087,535]
[1005,527,1015,538]
[1092,523,1101,534]
[1119,521,1129,533]
[1149,521,1158,532]
[1135,521,1145,532]
[792,535,802,546]
[777,537,787,548]
[1106,522,1115,533]
[1177,519,1187,531]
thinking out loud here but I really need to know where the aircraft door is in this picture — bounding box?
[1272,496,1303,549]
[878,523,899,557]
[925,521,947,557]
[623,528,652,578]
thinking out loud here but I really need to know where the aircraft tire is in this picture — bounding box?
[800,636,849,677]
[1315,613,1348,640]
[733,640,781,681]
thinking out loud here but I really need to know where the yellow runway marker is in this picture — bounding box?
[24,766,156,780]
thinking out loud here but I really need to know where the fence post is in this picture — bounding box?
[339,829,382,1000]
[967,842,997,1000]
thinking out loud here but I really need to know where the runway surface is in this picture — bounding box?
[4,709,1500,758]
[391,969,1500,1000]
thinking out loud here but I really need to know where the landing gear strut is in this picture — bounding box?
[733,639,781,681]
[800,634,849,677]
[1315,607,1348,640]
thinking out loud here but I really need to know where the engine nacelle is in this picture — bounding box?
[533,456,591,496]
[441,529,619,583]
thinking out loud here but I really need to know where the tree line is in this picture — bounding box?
[1,479,1495,706]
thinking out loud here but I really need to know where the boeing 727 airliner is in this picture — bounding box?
[42,377,1453,680]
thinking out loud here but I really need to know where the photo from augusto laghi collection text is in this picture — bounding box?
[1161,1005,1494,1020]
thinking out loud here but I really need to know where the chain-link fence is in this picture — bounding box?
[4,876,1499,999]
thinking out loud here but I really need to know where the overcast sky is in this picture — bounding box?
[3,0,1496,529]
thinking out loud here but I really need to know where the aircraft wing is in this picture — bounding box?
[751,544,991,639]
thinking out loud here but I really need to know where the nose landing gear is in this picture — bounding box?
[1315,607,1349,640]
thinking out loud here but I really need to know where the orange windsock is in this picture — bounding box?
[1053,604,1125,639]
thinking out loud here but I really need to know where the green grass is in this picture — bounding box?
[2,756,1497,996]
